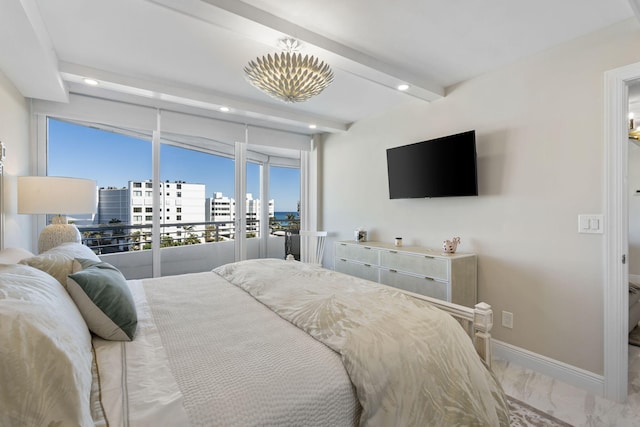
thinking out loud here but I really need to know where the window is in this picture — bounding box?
[45,112,307,273]
[270,164,301,234]
[160,139,232,241]
[246,161,260,238]
[47,118,152,254]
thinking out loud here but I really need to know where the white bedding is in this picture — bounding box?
[215,259,509,426]
[93,259,508,426]
[93,271,360,427]
[92,280,189,426]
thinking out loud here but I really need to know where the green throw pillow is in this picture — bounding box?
[67,258,137,341]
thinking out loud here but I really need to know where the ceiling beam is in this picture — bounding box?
[149,0,444,102]
[0,0,67,102]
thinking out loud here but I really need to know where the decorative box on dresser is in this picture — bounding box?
[334,241,477,307]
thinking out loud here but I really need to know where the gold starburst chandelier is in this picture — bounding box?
[244,38,334,103]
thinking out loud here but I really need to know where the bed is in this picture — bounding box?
[0,243,509,426]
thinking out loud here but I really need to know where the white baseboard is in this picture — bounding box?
[492,339,604,396]
[631,273,640,283]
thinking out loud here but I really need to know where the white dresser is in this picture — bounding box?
[334,241,477,307]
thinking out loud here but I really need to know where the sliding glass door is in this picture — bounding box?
[47,118,155,278]
[45,114,305,278]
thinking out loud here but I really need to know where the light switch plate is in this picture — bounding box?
[578,214,603,234]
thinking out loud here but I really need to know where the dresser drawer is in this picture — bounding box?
[335,243,379,264]
[335,258,379,282]
[380,270,448,301]
[379,250,448,280]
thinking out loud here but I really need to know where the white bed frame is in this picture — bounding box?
[377,284,494,367]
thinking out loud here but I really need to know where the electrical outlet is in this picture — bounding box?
[502,311,513,329]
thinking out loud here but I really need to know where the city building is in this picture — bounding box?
[97,180,206,245]
[205,192,275,239]
[96,183,274,246]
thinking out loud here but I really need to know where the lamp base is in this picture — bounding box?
[38,223,82,253]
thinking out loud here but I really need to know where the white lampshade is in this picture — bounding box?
[18,176,98,253]
[18,176,97,215]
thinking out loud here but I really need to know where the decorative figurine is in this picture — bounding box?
[443,237,461,254]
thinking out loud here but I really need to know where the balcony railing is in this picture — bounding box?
[77,218,299,254]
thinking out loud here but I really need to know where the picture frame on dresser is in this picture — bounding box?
[334,240,477,307]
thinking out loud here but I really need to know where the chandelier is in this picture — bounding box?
[244,38,334,103]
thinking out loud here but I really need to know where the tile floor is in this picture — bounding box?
[493,345,640,426]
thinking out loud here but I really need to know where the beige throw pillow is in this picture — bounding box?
[19,242,100,288]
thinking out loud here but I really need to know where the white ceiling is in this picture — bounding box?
[0,0,636,135]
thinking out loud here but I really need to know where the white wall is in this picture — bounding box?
[320,19,640,375]
[0,71,32,250]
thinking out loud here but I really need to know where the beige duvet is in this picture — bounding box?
[214,258,510,426]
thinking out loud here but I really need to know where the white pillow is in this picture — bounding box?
[19,242,100,289]
[0,247,34,264]
[0,263,93,426]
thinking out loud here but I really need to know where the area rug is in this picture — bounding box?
[508,395,573,427]
[630,324,640,347]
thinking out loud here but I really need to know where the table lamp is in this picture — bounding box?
[18,176,97,253]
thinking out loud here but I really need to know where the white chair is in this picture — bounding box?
[299,230,327,266]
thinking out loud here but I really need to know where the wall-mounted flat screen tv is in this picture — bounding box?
[386,130,478,199]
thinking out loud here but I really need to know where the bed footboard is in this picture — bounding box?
[378,284,494,367]
[422,298,494,367]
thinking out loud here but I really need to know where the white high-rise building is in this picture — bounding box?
[204,192,235,239]
[97,184,273,247]
[98,180,206,245]
[205,192,274,239]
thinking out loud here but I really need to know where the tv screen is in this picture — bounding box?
[386,130,478,199]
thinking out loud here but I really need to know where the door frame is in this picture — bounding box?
[604,61,640,401]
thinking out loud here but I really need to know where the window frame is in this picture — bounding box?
[33,95,317,275]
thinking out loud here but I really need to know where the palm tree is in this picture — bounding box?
[285,212,299,230]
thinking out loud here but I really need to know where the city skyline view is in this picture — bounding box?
[47,119,301,213]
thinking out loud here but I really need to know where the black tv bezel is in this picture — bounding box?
[386,130,478,199]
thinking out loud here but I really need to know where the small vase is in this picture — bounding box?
[443,237,461,254]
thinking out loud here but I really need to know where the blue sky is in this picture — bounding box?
[48,119,300,212]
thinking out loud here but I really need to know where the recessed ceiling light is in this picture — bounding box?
[309,124,317,129]
[83,78,99,86]
[220,106,230,112]
[397,84,410,91]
